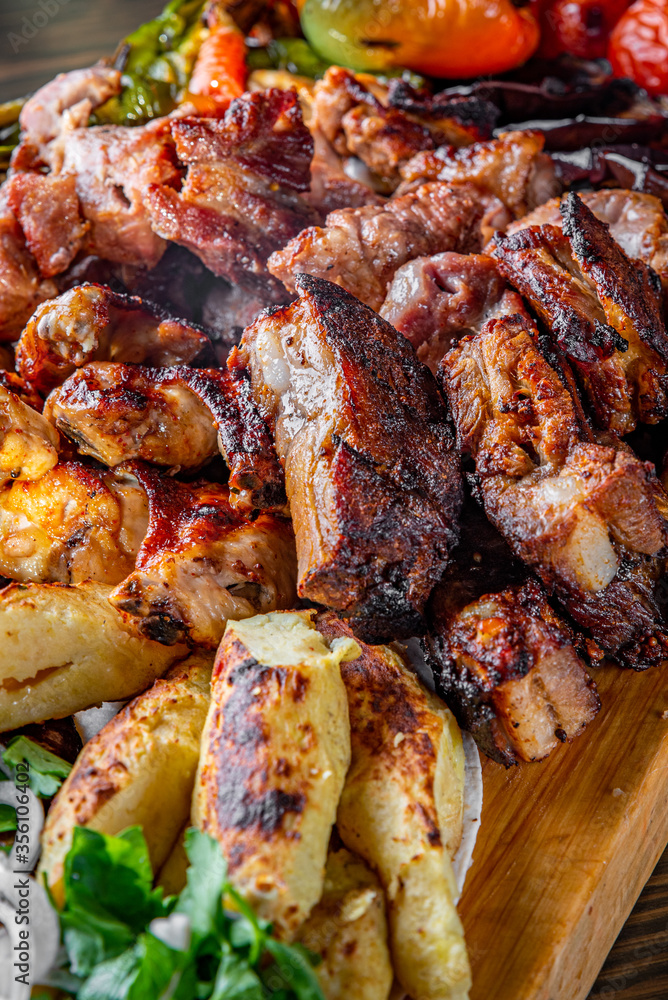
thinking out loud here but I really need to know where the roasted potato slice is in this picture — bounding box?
[0,582,188,730]
[38,652,212,904]
[318,614,470,1000]
[192,610,358,940]
[298,846,393,1000]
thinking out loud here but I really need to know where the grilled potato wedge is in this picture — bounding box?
[0,582,188,730]
[39,652,212,904]
[192,610,358,940]
[298,846,393,1000]
[156,823,190,896]
[318,614,471,1000]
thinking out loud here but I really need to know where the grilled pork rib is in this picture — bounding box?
[491,195,668,433]
[423,503,600,766]
[439,312,668,668]
[236,274,463,642]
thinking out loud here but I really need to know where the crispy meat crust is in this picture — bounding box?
[15,283,211,394]
[439,313,668,668]
[492,194,668,431]
[146,89,316,292]
[109,463,297,647]
[268,182,486,312]
[238,274,462,642]
[4,173,88,278]
[399,130,559,217]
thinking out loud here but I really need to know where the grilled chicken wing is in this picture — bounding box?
[399,130,559,218]
[15,283,211,393]
[423,501,599,766]
[192,611,358,940]
[38,651,212,905]
[0,384,59,486]
[439,313,668,668]
[146,89,316,293]
[297,846,393,1000]
[44,361,219,470]
[0,461,148,585]
[45,361,286,511]
[0,581,187,731]
[109,464,297,647]
[318,614,470,1000]
[379,252,529,372]
[237,274,462,642]
[268,182,487,311]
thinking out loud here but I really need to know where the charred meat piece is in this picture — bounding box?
[492,195,668,431]
[237,274,462,642]
[507,188,668,297]
[310,68,481,193]
[0,383,59,486]
[423,503,599,766]
[56,117,181,270]
[0,461,148,585]
[268,182,486,312]
[16,65,121,164]
[304,127,384,218]
[109,464,297,647]
[44,362,219,471]
[4,173,88,278]
[15,283,211,393]
[146,89,316,293]
[439,313,668,668]
[45,362,286,512]
[399,130,559,218]
[561,192,668,425]
[380,251,529,372]
[0,194,57,341]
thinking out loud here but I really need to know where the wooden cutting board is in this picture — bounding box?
[458,661,668,1000]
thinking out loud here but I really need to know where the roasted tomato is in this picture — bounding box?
[296,0,540,78]
[609,0,668,95]
[538,0,630,60]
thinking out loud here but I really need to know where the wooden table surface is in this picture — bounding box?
[1,1,668,996]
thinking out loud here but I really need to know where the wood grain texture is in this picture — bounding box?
[460,662,668,1000]
[2,1,668,995]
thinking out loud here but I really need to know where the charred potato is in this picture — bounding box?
[192,610,358,940]
[318,614,470,1000]
[0,582,188,730]
[298,846,393,1000]
[39,652,212,904]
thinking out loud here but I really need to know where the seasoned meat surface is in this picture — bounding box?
[0,461,148,585]
[439,312,668,668]
[508,188,668,295]
[146,89,316,293]
[491,197,668,433]
[110,465,297,647]
[268,182,486,311]
[237,274,462,642]
[16,283,211,393]
[44,362,285,511]
[0,194,57,341]
[0,383,59,486]
[380,251,529,372]
[399,130,559,217]
[4,173,88,278]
